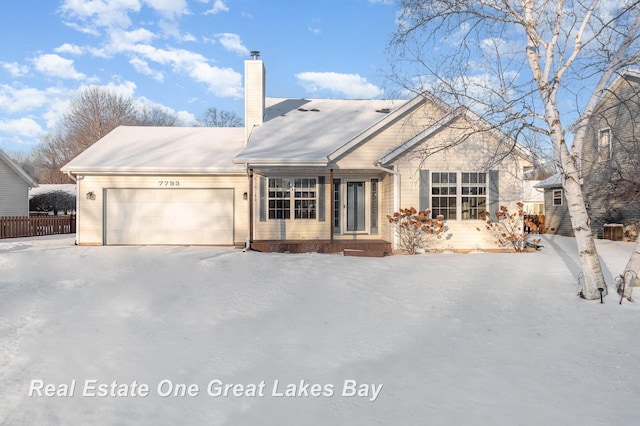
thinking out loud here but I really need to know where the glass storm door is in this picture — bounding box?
[346,181,365,232]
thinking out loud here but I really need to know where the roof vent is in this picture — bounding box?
[250,50,260,60]
[376,108,391,114]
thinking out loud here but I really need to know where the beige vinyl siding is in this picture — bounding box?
[392,124,528,251]
[75,174,248,245]
[253,172,391,241]
[253,173,332,240]
[379,173,395,243]
[0,160,30,216]
[335,102,446,169]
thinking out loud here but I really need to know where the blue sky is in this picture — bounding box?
[0,0,398,154]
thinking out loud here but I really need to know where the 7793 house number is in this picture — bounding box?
[158,180,180,186]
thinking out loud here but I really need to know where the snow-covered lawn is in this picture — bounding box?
[1,235,639,425]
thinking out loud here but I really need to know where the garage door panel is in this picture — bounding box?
[105,188,234,245]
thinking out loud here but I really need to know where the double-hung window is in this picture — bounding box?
[431,172,457,220]
[598,128,611,161]
[461,172,487,220]
[553,189,563,206]
[431,172,488,220]
[268,178,317,219]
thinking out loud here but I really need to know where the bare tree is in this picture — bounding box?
[198,107,243,127]
[34,87,182,183]
[390,0,640,300]
[137,105,183,127]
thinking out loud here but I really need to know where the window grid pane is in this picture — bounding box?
[268,177,317,220]
[461,172,487,220]
[432,172,487,220]
[431,172,457,220]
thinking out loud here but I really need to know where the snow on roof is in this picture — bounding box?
[534,173,562,189]
[522,180,544,202]
[29,184,76,197]
[234,98,405,165]
[62,126,246,174]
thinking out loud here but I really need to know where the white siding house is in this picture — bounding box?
[63,53,534,251]
[0,149,38,216]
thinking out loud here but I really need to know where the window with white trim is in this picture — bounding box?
[268,178,317,219]
[598,128,611,161]
[432,172,488,220]
[461,172,487,220]
[553,189,563,206]
[431,172,457,220]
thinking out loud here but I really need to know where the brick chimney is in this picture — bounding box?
[244,50,265,143]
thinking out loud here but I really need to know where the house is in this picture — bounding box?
[581,70,640,238]
[534,174,574,236]
[62,54,533,251]
[0,149,38,216]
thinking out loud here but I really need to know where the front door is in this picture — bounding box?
[346,181,365,232]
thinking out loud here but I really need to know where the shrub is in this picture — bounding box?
[387,207,447,254]
[483,203,540,252]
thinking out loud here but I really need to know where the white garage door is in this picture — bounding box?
[105,188,234,245]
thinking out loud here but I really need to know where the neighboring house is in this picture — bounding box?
[0,149,38,216]
[581,70,640,238]
[535,174,574,236]
[62,54,533,251]
[522,180,544,215]
[29,184,77,215]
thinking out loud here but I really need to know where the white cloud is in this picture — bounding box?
[295,72,384,98]
[117,43,242,97]
[32,54,87,80]
[110,27,157,46]
[204,0,229,15]
[55,43,84,55]
[0,85,56,114]
[2,62,29,77]
[143,0,187,18]
[0,118,43,138]
[216,33,249,56]
[130,57,164,81]
[60,0,141,29]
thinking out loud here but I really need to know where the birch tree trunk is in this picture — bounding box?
[561,162,607,299]
[620,237,640,301]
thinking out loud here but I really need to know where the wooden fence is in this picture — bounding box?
[0,215,76,239]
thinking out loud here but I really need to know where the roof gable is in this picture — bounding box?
[0,149,38,187]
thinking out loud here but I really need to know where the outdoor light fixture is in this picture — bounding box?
[86,191,95,200]
[243,192,248,200]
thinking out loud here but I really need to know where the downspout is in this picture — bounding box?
[65,171,79,245]
[374,162,400,250]
[245,166,253,251]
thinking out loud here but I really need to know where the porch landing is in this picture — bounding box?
[250,239,392,256]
